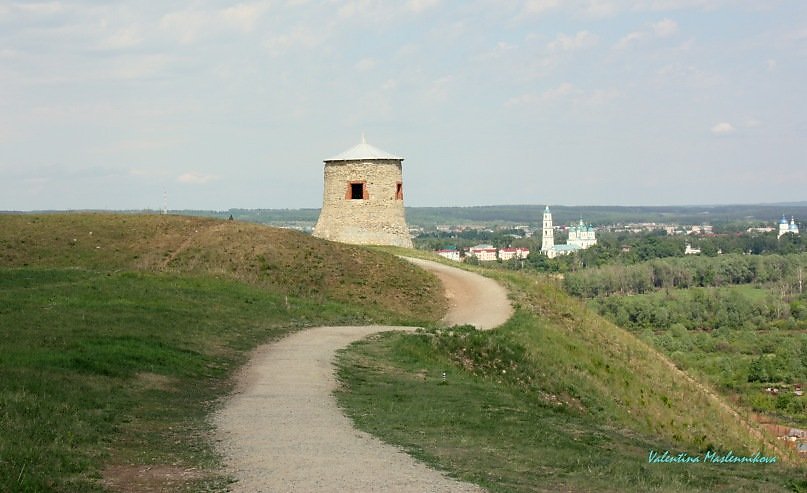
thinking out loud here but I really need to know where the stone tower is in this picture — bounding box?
[313,137,413,248]
[541,205,554,253]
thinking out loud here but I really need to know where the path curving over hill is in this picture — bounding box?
[404,257,513,330]
[215,257,511,492]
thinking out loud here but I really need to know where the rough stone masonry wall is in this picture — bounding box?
[313,159,413,248]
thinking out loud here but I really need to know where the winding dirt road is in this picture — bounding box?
[215,257,512,492]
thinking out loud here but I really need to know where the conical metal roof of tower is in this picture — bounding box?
[325,134,403,162]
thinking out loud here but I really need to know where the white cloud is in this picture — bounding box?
[110,54,172,80]
[426,75,454,101]
[548,31,599,51]
[474,41,517,62]
[583,0,618,18]
[15,2,65,16]
[587,88,621,104]
[614,31,646,49]
[652,18,678,37]
[523,0,560,15]
[505,82,578,106]
[542,82,577,100]
[407,0,440,13]
[129,167,170,178]
[506,83,619,107]
[337,0,407,23]
[264,26,326,56]
[766,59,777,71]
[381,79,397,91]
[354,57,377,71]
[160,10,211,44]
[221,3,269,32]
[615,18,678,49]
[656,63,722,88]
[161,3,269,44]
[711,122,735,135]
[743,117,761,128]
[177,172,218,184]
[634,0,728,11]
[98,26,143,50]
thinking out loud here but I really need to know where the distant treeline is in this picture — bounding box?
[564,253,807,298]
[164,203,807,229]
[408,203,807,228]
[176,208,321,223]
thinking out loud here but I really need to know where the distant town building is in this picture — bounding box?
[778,215,800,238]
[541,206,597,259]
[514,225,533,238]
[436,248,461,262]
[747,226,775,234]
[684,243,701,255]
[498,247,530,261]
[688,224,713,235]
[467,244,498,262]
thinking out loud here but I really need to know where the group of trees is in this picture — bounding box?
[591,286,807,420]
[591,287,805,332]
[532,231,806,272]
[563,253,807,298]
[414,228,528,251]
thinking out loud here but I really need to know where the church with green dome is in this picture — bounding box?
[540,206,597,259]
[778,215,800,239]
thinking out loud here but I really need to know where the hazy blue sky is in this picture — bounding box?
[1,1,805,210]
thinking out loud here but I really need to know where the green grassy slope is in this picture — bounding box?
[0,213,444,322]
[0,213,445,492]
[336,262,806,492]
[589,285,807,427]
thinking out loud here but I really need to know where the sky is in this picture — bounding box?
[1,0,806,210]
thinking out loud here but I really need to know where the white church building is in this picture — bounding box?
[778,215,800,238]
[540,206,597,259]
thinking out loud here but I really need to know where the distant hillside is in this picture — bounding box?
[0,213,444,322]
[146,203,807,228]
[411,204,807,227]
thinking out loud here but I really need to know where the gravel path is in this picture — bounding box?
[215,258,512,492]
[404,258,512,330]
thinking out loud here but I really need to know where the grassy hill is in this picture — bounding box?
[0,213,444,492]
[4,213,804,491]
[159,203,807,228]
[336,254,806,492]
[0,213,443,321]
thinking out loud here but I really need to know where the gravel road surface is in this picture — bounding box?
[215,258,512,492]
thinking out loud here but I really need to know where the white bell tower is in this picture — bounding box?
[541,206,554,253]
